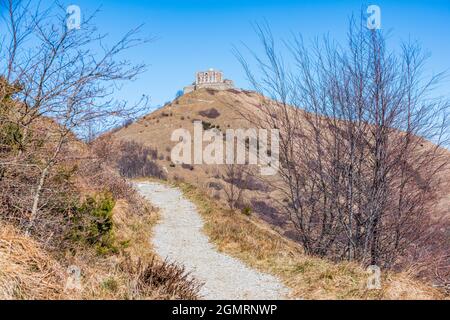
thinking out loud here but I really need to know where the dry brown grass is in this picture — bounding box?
[65,199,200,300]
[123,257,202,300]
[1,90,201,300]
[176,182,445,300]
[0,223,66,300]
[0,197,201,300]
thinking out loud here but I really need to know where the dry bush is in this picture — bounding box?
[116,141,164,179]
[0,127,83,247]
[198,108,221,119]
[221,164,248,210]
[250,199,286,227]
[122,257,202,300]
[181,163,194,171]
[398,217,450,291]
[91,137,166,180]
[0,134,150,250]
[242,175,269,192]
[0,223,66,300]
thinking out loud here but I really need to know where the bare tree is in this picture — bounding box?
[221,163,249,211]
[0,0,151,234]
[235,17,450,270]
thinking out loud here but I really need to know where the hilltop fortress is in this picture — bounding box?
[184,69,235,94]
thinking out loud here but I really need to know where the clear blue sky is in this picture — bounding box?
[53,0,450,108]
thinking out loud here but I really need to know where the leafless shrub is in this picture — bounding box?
[251,199,277,216]
[243,175,270,192]
[181,163,194,171]
[123,257,202,300]
[221,164,249,210]
[235,17,450,275]
[78,157,143,206]
[251,199,286,227]
[90,137,166,181]
[116,141,165,179]
[198,108,221,119]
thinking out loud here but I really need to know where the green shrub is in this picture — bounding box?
[0,123,23,151]
[102,277,119,292]
[71,193,118,255]
[241,206,252,216]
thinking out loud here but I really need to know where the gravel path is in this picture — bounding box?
[135,181,290,300]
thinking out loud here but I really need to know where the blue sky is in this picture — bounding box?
[49,1,450,107]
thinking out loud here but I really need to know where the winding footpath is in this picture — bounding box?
[135,181,289,300]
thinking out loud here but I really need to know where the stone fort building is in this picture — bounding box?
[184,69,234,94]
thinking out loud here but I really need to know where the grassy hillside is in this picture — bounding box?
[112,88,290,228]
[114,88,450,222]
[173,181,445,299]
[0,100,201,299]
[113,88,263,185]
[113,88,450,297]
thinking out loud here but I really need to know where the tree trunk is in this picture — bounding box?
[26,165,49,235]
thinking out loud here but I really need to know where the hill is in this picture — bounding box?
[114,88,263,181]
[111,87,450,296]
[113,87,450,231]
[113,88,286,224]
